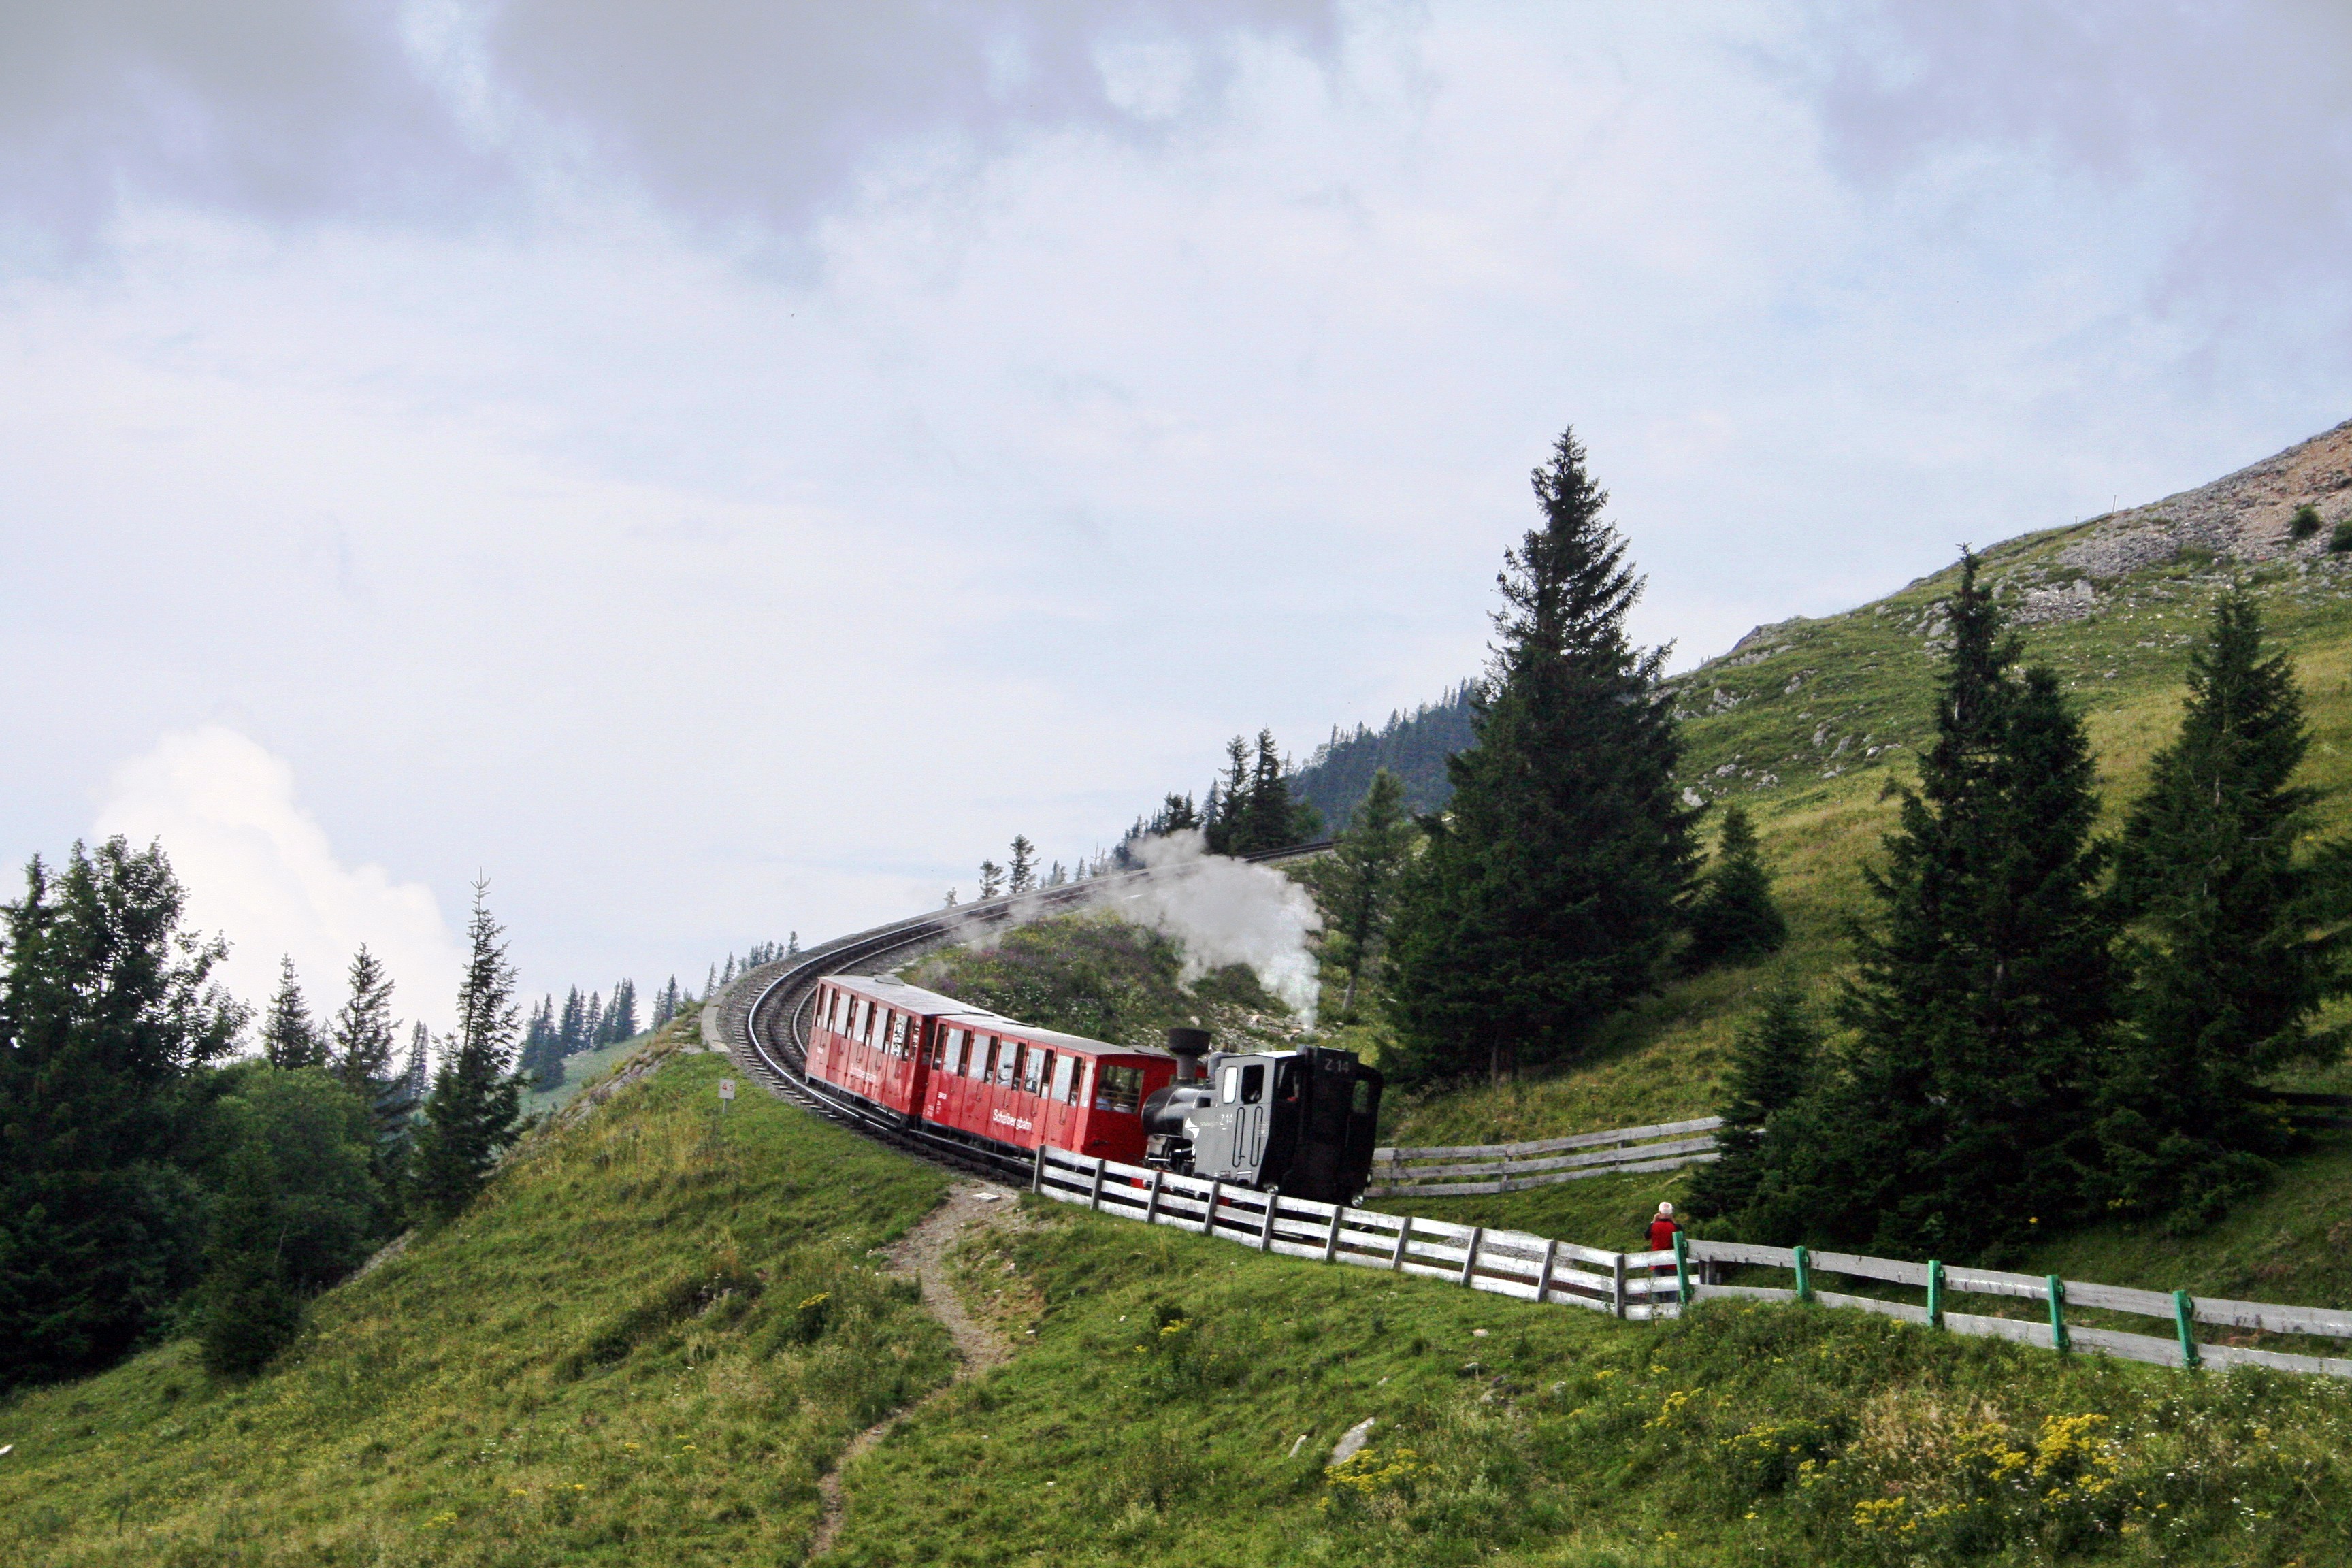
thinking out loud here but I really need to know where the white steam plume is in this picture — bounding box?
[1087,830,1322,1025]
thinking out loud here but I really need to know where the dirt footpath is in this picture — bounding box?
[810,1181,1019,1557]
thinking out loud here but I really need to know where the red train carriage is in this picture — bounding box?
[804,974,1177,1164]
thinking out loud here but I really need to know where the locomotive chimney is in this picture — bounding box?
[1164,1027,1212,1082]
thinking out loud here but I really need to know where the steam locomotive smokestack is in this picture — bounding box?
[1164,1027,1211,1082]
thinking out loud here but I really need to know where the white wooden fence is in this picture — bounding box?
[1034,1145,1681,1318]
[1030,1146,2352,1378]
[1364,1116,1724,1198]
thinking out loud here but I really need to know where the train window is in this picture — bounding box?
[856,1000,873,1045]
[887,1011,906,1057]
[1026,1049,1050,1095]
[953,1030,971,1075]
[1239,1064,1266,1105]
[1353,1078,1374,1115]
[832,992,847,1033]
[1219,1065,1239,1104]
[929,1029,947,1071]
[1096,1064,1143,1114]
[1276,1061,1302,1103]
[1051,1054,1077,1104]
[998,1041,1020,1088]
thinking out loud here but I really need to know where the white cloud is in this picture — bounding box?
[93,726,463,1041]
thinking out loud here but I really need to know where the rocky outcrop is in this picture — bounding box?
[2059,419,2352,578]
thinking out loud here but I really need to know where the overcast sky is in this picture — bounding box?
[5,1,2349,1036]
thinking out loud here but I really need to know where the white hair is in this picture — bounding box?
[1657,1202,1674,1216]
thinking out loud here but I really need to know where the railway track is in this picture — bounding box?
[702,843,1332,1184]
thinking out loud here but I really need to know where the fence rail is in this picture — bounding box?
[1029,1145,2352,1379]
[1364,1116,1725,1197]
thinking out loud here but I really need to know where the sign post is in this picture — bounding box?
[719,1079,736,1111]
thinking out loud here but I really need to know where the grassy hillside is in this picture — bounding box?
[0,1026,953,1566]
[12,1022,2352,1567]
[821,1192,2352,1567]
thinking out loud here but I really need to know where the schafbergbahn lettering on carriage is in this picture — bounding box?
[802,976,1384,1205]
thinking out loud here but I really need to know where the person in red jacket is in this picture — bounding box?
[1646,1202,1680,1277]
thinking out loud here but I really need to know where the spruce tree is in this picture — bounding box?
[1805,554,2114,1258]
[328,944,409,1224]
[978,860,1004,900]
[1682,803,1788,971]
[329,945,398,1094]
[608,979,638,1041]
[1237,730,1295,853]
[1205,736,1253,854]
[2097,590,2347,1224]
[0,838,245,1386]
[195,1064,378,1375]
[401,1021,431,1105]
[1382,428,1697,1084]
[558,985,586,1055]
[1684,984,1822,1226]
[1008,836,1038,895]
[1307,769,1418,1022]
[261,956,327,1069]
[410,880,523,1222]
[519,998,564,1091]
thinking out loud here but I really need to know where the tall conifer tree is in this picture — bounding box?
[1382,428,1697,1083]
[2097,590,2347,1223]
[1801,554,2113,1257]
[261,956,327,1069]
[410,880,523,1221]
[329,945,397,1094]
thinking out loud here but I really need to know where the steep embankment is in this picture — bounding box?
[0,1026,960,1566]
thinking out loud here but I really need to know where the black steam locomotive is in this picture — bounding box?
[1141,1027,1384,1205]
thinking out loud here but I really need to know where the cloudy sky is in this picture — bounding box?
[4,1,2349,1036]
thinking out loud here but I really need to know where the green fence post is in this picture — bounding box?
[1926,1259,1944,1328]
[2173,1289,2201,1371]
[1793,1245,1813,1305]
[2045,1275,2070,1354]
[1673,1232,1692,1307]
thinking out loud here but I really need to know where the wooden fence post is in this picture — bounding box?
[1536,1238,1558,1305]
[1088,1156,1107,1212]
[1792,1245,1812,1304]
[1143,1169,1164,1226]
[2173,1289,2200,1370]
[2046,1275,2070,1354]
[1673,1232,1690,1307]
[1202,1179,1223,1237]
[1460,1227,1484,1289]
[1322,1207,1345,1264]
[1611,1253,1627,1318]
[1259,1188,1280,1252]
[1032,1145,1047,1194]
[1390,1217,1411,1272]
[1926,1260,1944,1328]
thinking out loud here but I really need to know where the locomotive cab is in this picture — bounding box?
[1142,1039,1383,1205]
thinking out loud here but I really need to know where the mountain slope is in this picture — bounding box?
[0,1026,954,1567]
